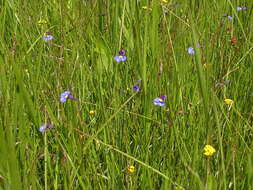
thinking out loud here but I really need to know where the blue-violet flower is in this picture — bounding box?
[39,123,53,133]
[114,49,127,63]
[153,97,165,107]
[133,85,140,92]
[237,6,247,11]
[187,47,195,54]
[223,14,233,20]
[42,34,53,41]
[60,91,75,103]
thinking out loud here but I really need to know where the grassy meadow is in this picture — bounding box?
[0,0,253,189]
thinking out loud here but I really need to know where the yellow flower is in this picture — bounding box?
[224,98,234,105]
[37,19,47,25]
[142,6,152,11]
[89,110,96,115]
[203,145,216,157]
[203,63,211,68]
[127,165,135,173]
[160,0,168,4]
[126,87,131,91]
[174,186,185,190]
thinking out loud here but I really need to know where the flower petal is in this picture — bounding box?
[39,124,47,132]
[114,56,121,63]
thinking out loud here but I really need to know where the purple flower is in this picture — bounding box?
[237,6,247,11]
[60,91,75,103]
[159,95,167,100]
[187,47,195,54]
[241,6,248,10]
[237,7,242,11]
[133,85,140,92]
[114,49,127,63]
[223,14,233,20]
[114,55,127,63]
[153,97,165,107]
[39,123,53,133]
[118,49,126,56]
[42,35,53,41]
[132,79,141,92]
[227,15,233,20]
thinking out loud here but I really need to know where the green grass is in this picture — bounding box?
[0,0,253,189]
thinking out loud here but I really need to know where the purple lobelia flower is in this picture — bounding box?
[39,123,53,133]
[60,91,75,103]
[187,47,195,54]
[159,95,167,100]
[223,14,233,20]
[133,79,141,92]
[118,49,126,56]
[42,32,53,41]
[153,97,165,107]
[237,7,242,11]
[237,6,247,11]
[114,49,127,63]
[241,6,248,10]
[227,15,233,20]
[133,85,140,92]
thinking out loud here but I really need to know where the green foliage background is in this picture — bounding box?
[0,0,253,189]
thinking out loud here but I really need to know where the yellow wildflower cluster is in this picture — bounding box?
[127,165,135,173]
[203,145,216,157]
[174,186,185,190]
[160,0,168,4]
[37,19,47,25]
[89,110,96,115]
[224,98,234,105]
[142,6,152,11]
[142,0,169,11]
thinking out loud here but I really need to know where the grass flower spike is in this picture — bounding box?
[203,145,216,157]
